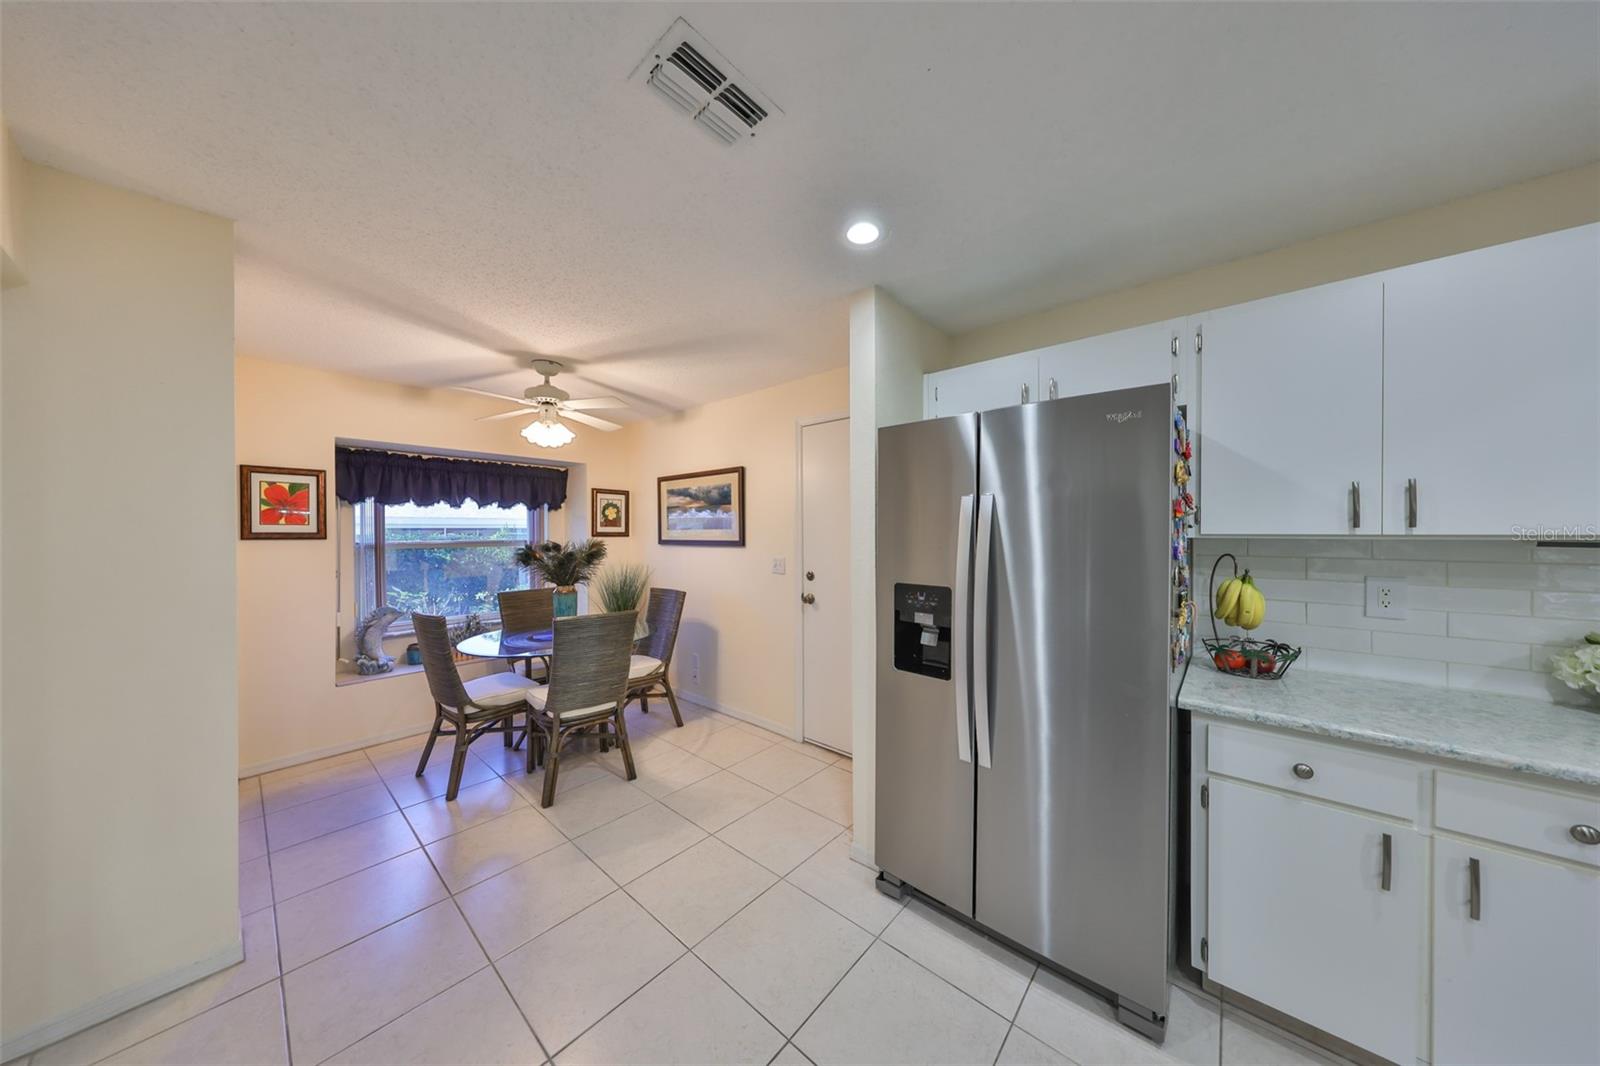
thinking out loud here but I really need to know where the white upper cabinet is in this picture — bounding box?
[1382,224,1600,535]
[1035,320,1179,400]
[1197,277,1384,535]
[924,351,1038,418]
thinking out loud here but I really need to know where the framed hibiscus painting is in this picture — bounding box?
[239,465,327,540]
[591,488,630,537]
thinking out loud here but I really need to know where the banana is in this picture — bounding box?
[1213,577,1242,621]
[1236,578,1267,631]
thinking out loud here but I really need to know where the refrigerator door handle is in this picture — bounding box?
[973,493,995,769]
[952,494,975,764]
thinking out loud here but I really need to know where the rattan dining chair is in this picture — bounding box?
[497,587,554,679]
[412,613,542,800]
[625,588,687,727]
[525,610,638,807]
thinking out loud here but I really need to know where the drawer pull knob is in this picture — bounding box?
[1292,762,1315,780]
[1572,824,1600,846]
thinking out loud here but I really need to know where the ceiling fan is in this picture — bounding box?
[455,359,628,448]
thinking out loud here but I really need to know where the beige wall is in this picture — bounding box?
[621,366,849,734]
[1,122,25,286]
[1,163,238,1055]
[847,288,950,862]
[949,162,1600,367]
[235,355,635,772]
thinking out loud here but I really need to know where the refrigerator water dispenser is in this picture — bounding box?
[891,582,952,679]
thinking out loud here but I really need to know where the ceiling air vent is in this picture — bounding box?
[633,18,781,145]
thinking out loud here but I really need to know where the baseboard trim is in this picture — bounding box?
[673,689,796,740]
[849,840,876,868]
[239,723,429,778]
[1,937,243,1062]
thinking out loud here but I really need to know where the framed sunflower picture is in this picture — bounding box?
[591,488,630,537]
[239,465,327,540]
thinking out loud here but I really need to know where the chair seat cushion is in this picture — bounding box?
[628,654,664,680]
[464,671,542,709]
[527,684,618,720]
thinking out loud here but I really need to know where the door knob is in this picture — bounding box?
[1571,824,1600,846]
[801,593,816,605]
[806,571,815,581]
[1292,763,1315,780]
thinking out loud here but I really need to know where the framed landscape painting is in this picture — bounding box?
[592,487,630,537]
[239,464,327,540]
[658,466,745,546]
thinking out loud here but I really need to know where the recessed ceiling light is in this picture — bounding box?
[845,220,881,246]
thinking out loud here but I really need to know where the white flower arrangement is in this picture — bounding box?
[1550,635,1600,700]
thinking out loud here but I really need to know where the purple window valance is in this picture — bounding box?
[335,447,568,511]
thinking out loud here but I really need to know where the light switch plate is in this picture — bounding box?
[1366,576,1408,620]
[770,557,786,575]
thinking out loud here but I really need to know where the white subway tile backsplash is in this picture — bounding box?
[1370,633,1529,669]
[1410,585,1532,616]
[1192,554,1306,581]
[1194,537,1600,704]
[1295,649,1448,687]
[1447,613,1595,646]
[1306,557,1449,585]
[1199,599,1308,629]
[1446,562,1600,591]
[1245,538,1373,559]
[1306,603,1449,635]
[1533,546,1600,564]
[1371,539,1533,563]
[1533,592,1600,621]
[1249,578,1365,606]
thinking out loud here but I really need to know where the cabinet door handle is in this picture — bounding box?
[1351,482,1361,530]
[1406,478,1419,529]
[1021,383,1030,404]
[1380,832,1392,892]
[1292,762,1314,780]
[1571,824,1600,846]
[1468,856,1481,920]
[1047,377,1058,401]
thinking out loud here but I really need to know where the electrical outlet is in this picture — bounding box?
[771,557,786,575]
[690,652,701,684]
[1366,576,1408,620]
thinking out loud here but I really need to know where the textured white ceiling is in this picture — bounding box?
[4,2,1597,410]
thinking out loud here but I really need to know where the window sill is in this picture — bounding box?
[335,662,428,687]
[334,657,502,688]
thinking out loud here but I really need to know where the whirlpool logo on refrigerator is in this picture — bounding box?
[1105,409,1143,424]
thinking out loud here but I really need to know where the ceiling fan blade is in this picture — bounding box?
[560,410,623,432]
[451,385,521,402]
[559,396,629,411]
[477,407,539,422]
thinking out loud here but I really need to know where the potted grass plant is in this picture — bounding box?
[515,538,607,617]
[594,563,652,639]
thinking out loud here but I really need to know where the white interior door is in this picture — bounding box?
[799,416,852,754]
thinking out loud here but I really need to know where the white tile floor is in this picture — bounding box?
[21,700,1354,1066]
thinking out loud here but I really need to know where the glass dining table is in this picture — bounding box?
[454,617,651,667]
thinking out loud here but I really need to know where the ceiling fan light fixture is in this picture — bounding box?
[521,411,575,449]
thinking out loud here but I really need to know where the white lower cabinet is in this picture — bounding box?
[1432,838,1600,1066]
[1197,717,1600,1065]
[1207,778,1422,1063]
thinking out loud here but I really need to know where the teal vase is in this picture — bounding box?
[553,587,578,618]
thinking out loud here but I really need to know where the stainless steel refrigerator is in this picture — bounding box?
[875,382,1178,1040]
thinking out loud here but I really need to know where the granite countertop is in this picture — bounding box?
[1178,665,1600,788]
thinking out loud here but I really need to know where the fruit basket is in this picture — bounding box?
[1203,553,1302,680]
